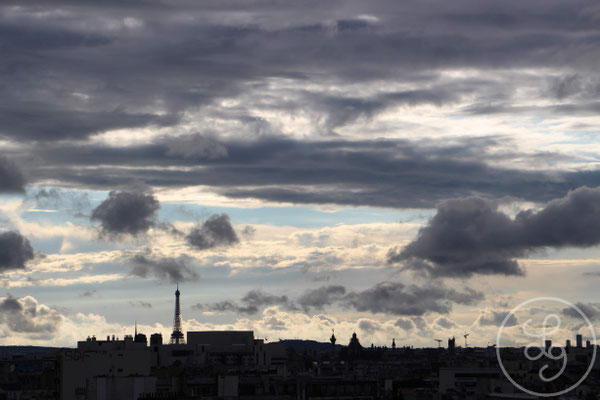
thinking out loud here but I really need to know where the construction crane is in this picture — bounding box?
[463,332,470,348]
[434,339,443,348]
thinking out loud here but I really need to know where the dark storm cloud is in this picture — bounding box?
[389,186,600,278]
[344,282,483,316]
[129,254,198,283]
[91,190,159,236]
[0,157,25,193]
[186,214,239,250]
[0,231,35,272]
[0,295,63,334]
[19,135,595,209]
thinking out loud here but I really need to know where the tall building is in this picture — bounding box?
[170,283,185,344]
[448,337,455,356]
[577,333,583,348]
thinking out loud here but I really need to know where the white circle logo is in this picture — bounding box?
[496,297,596,397]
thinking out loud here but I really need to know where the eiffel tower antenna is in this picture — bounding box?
[169,283,185,344]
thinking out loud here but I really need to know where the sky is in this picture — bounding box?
[2,0,600,348]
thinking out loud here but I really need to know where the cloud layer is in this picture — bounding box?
[0,0,599,209]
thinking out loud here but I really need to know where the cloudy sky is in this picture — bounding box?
[2,0,600,348]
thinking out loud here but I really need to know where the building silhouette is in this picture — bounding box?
[5,288,600,399]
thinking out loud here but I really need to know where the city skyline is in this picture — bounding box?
[2,0,600,350]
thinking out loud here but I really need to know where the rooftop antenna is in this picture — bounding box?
[434,339,443,348]
[464,332,470,348]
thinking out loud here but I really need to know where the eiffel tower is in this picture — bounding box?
[169,283,185,344]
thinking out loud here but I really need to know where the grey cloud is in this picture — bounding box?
[186,214,239,250]
[24,188,90,214]
[130,254,198,283]
[203,300,259,315]
[241,290,290,310]
[297,285,346,312]
[200,281,482,317]
[476,309,518,327]
[389,187,600,278]
[200,286,345,316]
[166,134,228,159]
[91,190,159,236]
[411,316,428,330]
[433,316,457,329]
[344,282,483,316]
[394,318,416,331]
[200,289,292,315]
[264,316,286,331]
[0,296,22,312]
[0,102,178,142]
[309,87,461,130]
[0,295,63,334]
[358,319,379,334]
[80,290,97,297]
[562,302,600,321]
[0,156,25,193]
[462,101,600,117]
[0,231,35,272]
[241,225,256,239]
[549,73,582,100]
[129,300,152,309]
